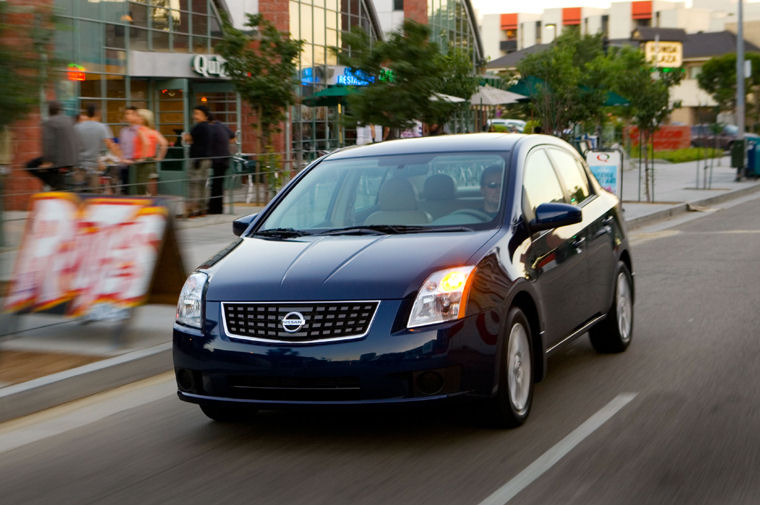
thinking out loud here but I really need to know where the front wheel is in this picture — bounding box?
[485,307,534,428]
[589,262,634,353]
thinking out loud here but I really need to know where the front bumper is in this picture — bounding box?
[173,300,502,406]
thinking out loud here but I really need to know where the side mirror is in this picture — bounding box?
[232,213,258,236]
[530,203,582,232]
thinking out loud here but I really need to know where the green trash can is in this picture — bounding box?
[731,139,746,169]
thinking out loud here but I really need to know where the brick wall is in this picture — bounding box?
[258,0,290,32]
[241,0,290,168]
[2,0,55,211]
[404,0,428,25]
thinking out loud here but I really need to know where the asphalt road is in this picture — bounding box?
[2,195,760,505]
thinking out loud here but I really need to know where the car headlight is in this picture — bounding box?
[407,266,476,329]
[176,272,208,328]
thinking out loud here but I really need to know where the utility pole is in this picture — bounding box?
[736,0,745,180]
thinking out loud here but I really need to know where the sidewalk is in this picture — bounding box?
[2,156,759,422]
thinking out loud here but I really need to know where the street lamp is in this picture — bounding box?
[736,0,745,180]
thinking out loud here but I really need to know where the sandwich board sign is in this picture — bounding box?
[586,150,622,198]
[4,193,186,321]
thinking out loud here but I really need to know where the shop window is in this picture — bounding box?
[209,15,222,38]
[131,27,149,51]
[78,20,105,72]
[191,0,208,14]
[54,18,75,61]
[104,99,127,125]
[106,24,127,49]
[54,0,74,17]
[105,49,127,74]
[80,74,103,98]
[192,14,208,37]
[153,30,171,51]
[174,34,190,52]
[176,9,190,33]
[192,36,208,53]
[128,2,149,28]
[130,80,149,103]
[106,79,126,99]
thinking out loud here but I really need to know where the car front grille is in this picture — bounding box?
[222,301,379,343]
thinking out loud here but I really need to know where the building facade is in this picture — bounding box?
[478,0,760,63]
[3,0,483,209]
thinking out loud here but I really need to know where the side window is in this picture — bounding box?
[522,149,565,219]
[548,148,591,205]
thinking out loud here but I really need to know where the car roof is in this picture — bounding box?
[325,133,525,160]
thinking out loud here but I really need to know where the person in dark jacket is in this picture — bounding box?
[183,105,213,216]
[207,119,235,214]
[31,101,78,190]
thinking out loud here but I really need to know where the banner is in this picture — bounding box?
[4,193,186,320]
[586,150,622,198]
[626,125,691,151]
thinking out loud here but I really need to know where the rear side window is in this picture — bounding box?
[522,149,565,218]
[547,148,591,205]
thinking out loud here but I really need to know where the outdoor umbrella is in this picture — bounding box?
[469,85,526,105]
[507,76,546,98]
[302,86,359,107]
[430,92,466,103]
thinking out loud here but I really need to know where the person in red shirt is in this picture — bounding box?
[133,109,168,195]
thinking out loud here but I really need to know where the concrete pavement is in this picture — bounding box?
[1,154,759,422]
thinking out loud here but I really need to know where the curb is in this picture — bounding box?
[624,182,760,230]
[0,343,171,423]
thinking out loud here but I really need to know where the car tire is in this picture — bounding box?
[200,403,258,422]
[486,307,534,428]
[589,261,634,353]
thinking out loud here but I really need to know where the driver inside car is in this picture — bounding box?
[480,164,503,217]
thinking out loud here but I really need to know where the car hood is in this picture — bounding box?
[204,230,498,301]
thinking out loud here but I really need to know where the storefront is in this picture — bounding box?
[52,0,240,195]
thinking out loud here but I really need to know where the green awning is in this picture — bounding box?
[302,86,360,107]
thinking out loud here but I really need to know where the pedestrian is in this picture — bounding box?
[183,105,213,217]
[133,108,168,196]
[74,103,120,192]
[208,118,235,215]
[29,101,78,190]
[117,106,142,194]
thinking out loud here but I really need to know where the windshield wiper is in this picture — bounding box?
[254,227,312,238]
[319,225,422,235]
[319,225,474,236]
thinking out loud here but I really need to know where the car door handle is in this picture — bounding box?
[602,216,614,225]
[571,236,586,250]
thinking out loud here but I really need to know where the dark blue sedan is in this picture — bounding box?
[173,133,634,427]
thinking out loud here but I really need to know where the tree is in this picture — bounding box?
[516,31,608,136]
[425,47,480,130]
[604,46,684,201]
[335,20,477,135]
[0,2,55,128]
[697,52,760,129]
[216,14,304,152]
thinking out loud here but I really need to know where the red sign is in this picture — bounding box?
[626,125,691,151]
[67,64,86,82]
[4,194,175,319]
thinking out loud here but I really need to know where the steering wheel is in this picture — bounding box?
[448,208,493,222]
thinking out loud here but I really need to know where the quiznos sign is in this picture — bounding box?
[192,54,229,78]
[4,194,186,320]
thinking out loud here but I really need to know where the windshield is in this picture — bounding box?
[256,152,509,235]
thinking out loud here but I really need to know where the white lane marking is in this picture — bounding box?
[0,373,176,455]
[478,393,638,505]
